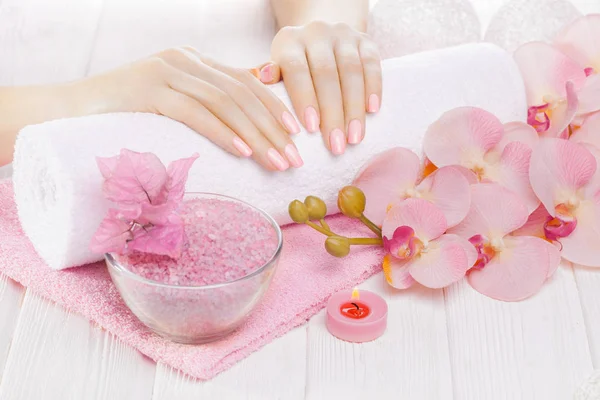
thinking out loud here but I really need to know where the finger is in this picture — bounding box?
[335,40,365,145]
[306,43,346,155]
[359,39,382,113]
[249,62,282,84]
[155,88,254,160]
[274,46,321,134]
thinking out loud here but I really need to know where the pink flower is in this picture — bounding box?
[529,138,600,267]
[381,198,476,290]
[422,107,540,213]
[449,184,559,301]
[570,112,600,150]
[353,147,471,227]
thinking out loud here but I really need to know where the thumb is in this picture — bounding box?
[250,62,281,85]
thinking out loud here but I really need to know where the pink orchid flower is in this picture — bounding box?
[448,183,559,301]
[381,198,476,290]
[529,138,600,267]
[422,107,540,213]
[570,111,600,150]
[514,42,587,136]
[353,147,471,227]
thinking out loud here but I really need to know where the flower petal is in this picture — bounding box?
[382,198,447,242]
[416,166,471,228]
[382,254,415,289]
[497,122,539,152]
[511,204,551,239]
[128,216,186,259]
[577,74,600,115]
[559,198,600,267]
[570,111,600,150]
[529,138,597,216]
[543,240,562,278]
[157,153,200,204]
[407,234,471,289]
[423,107,504,168]
[448,183,529,240]
[443,233,478,268]
[353,147,421,225]
[543,81,579,138]
[467,236,551,301]
[554,14,600,72]
[89,209,132,254]
[513,41,587,106]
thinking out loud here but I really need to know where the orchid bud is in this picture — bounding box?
[325,236,350,257]
[289,200,309,223]
[337,186,366,218]
[304,196,327,220]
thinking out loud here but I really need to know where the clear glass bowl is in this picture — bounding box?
[105,193,283,345]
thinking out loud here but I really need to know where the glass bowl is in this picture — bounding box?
[105,193,283,344]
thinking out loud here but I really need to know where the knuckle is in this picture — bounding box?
[146,57,169,73]
[158,47,187,62]
[212,89,233,109]
[312,61,338,77]
[230,68,254,82]
[280,55,308,72]
[341,60,363,74]
[306,20,329,31]
[332,22,352,32]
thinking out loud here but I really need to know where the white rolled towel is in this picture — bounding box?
[12,43,526,270]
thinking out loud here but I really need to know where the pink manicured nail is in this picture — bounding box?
[304,106,320,133]
[329,129,346,155]
[267,148,289,171]
[284,144,304,168]
[348,120,362,144]
[233,137,252,157]
[260,64,273,83]
[282,111,300,134]
[368,94,380,113]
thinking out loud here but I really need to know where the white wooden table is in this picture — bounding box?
[1,0,600,398]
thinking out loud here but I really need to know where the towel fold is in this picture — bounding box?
[12,43,526,270]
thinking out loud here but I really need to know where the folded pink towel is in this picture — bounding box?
[0,180,384,379]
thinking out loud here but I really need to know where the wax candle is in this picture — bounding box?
[326,288,388,343]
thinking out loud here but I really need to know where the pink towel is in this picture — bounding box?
[0,180,384,379]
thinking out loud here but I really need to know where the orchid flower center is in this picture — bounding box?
[544,203,577,241]
[468,234,499,269]
[404,187,423,199]
[383,225,425,261]
[527,104,551,133]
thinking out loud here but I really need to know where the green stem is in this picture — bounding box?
[349,237,383,246]
[359,214,382,237]
[320,219,330,231]
[306,221,334,236]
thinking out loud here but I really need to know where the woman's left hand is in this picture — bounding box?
[254,21,382,155]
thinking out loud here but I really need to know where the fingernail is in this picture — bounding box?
[260,64,273,83]
[233,137,252,157]
[284,144,304,168]
[329,129,346,155]
[267,148,289,171]
[348,120,363,144]
[368,94,380,113]
[304,106,319,133]
[282,111,300,134]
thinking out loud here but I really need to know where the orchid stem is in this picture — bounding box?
[349,237,383,246]
[320,219,330,231]
[306,221,334,236]
[359,214,382,237]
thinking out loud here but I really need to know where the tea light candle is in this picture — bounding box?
[326,288,388,343]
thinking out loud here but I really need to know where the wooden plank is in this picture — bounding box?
[445,261,593,400]
[0,292,156,400]
[574,266,600,367]
[152,326,307,400]
[0,274,24,378]
[305,274,453,400]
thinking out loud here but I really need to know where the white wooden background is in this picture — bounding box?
[2,0,600,399]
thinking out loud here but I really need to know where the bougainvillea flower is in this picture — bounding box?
[381,198,476,290]
[423,107,540,212]
[513,42,587,134]
[529,138,600,266]
[353,147,470,227]
[554,14,600,75]
[448,184,558,301]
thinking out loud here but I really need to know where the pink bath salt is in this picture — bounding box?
[115,198,279,286]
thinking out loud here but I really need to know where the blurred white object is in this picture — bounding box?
[574,370,600,400]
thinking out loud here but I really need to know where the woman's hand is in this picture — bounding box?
[75,47,303,171]
[256,21,382,155]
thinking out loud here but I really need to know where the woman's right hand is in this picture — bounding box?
[73,47,303,171]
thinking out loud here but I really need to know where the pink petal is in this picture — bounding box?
[128,216,186,259]
[491,141,540,213]
[513,41,587,106]
[89,209,132,254]
[577,74,600,115]
[543,240,562,278]
[467,236,551,301]
[416,166,471,228]
[542,81,579,138]
[529,138,597,216]
[382,254,415,289]
[353,147,421,225]
[138,202,179,225]
[443,233,478,268]
[102,149,168,205]
[448,183,529,240]
[554,14,600,72]
[511,204,551,238]
[452,165,479,184]
[559,198,600,267]
[157,153,200,204]
[423,107,504,168]
[382,198,447,242]
[96,156,119,179]
[497,122,539,152]
[406,234,471,289]
[570,111,600,149]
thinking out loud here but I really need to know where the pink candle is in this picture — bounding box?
[326,288,388,343]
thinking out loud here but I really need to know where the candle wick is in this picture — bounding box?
[351,302,360,310]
